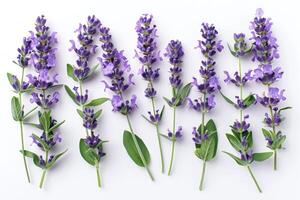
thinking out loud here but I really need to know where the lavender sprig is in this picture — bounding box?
[65,16,108,188]
[135,14,165,173]
[188,23,223,190]
[250,8,291,170]
[223,32,272,193]
[18,16,67,188]
[98,23,154,181]
[7,33,35,183]
[163,40,190,176]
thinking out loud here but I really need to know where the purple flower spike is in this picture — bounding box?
[99,25,137,115]
[165,40,184,88]
[135,14,161,98]
[190,23,223,113]
[232,115,250,132]
[17,37,33,67]
[83,108,98,130]
[224,70,253,87]
[69,15,101,80]
[231,33,251,57]
[257,87,285,107]
[168,126,183,140]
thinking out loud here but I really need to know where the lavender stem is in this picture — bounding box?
[168,106,176,176]
[125,114,154,181]
[247,166,262,193]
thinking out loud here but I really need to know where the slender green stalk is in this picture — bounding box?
[273,150,277,171]
[18,67,31,183]
[39,150,48,188]
[199,161,206,191]
[168,106,176,176]
[39,170,47,188]
[269,104,278,170]
[238,58,243,123]
[79,80,89,137]
[126,114,154,181]
[96,163,102,188]
[150,97,164,173]
[247,166,262,193]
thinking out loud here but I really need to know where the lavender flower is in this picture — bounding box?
[250,8,291,170]
[164,40,190,176]
[98,23,154,181]
[135,14,165,173]
[165,40,184,88]
[68,15,101,80]
[189,23,222,190]
[65,16,108,188]
[18,16,67,189]
[224,28,272,193]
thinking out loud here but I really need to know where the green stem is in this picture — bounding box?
[238,58,243,123]
[18,67,31,183]
[96,163,102,188]
[126,114,154,181]
[274,150,277,171]
[39,150,48,188]
[269,104,278,171]
[168,106,176,176]
[247,166,262,193]
[150,97,164,173]
[199,161,206,191]
[79,81,89,137]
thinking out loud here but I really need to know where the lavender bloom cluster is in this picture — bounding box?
[69,15,101,80]
[98,25,137,115]
[164,40,185,139]
[250,8,289,154]
[135,14,161,98]
[188,23,223,113]
[67,16,107,164]
[26,16,60,109]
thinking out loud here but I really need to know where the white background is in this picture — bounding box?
[0,0,298,199]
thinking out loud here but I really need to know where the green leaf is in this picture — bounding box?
[141,114,155,125]
[83,64,99,80]
[20,150,43,168]
[220,91,235,106]
[227,43,237,57]
[46,149,68,169]
[23,122,43,129]
[11,96,23,121]
[94,109,102,119]
[31,133,50,151]
[262,128,271,138]
[243,94,256,108]
[67,64,78,82]
[77,109,84,118]
[278,106,292,114]
[177,83,192,100]
[205,119,218,159]
[64,85,79,105]
[223,151,247,166]
[39,111,51,134]
[160,134,173,141]
[7,72,19,91]
[275,135,286,149]
[79,139,97,166]
[23,106,38,120]
[123,130,150,167]
[226,134,244,152]
[48,120,65,133]
[252,152,273,162]
[163,97,173,107]
[84,97,109,107]
[160,105,165,120]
